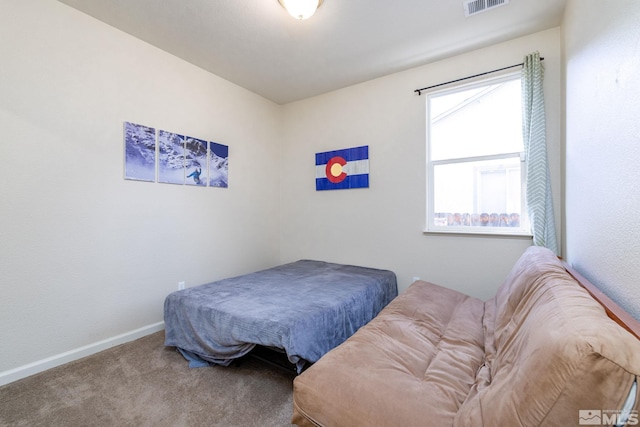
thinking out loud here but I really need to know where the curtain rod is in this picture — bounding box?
[414,57,544,96]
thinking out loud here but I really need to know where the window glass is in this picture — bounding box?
[426,73,529,234]
[430,78,523,161]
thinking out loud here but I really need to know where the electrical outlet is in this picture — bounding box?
[412,276,420,282]
[178,281,185,290]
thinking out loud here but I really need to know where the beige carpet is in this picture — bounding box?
[0,332,296,426]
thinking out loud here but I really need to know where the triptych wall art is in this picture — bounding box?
[124,121,229,187]
[315,145,369,191]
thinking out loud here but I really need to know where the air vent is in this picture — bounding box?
[463,0,509,17]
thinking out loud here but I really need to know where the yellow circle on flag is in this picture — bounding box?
[330,163,343,177]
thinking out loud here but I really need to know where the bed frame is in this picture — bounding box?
[246,345,301,375]
[562,260,640,340]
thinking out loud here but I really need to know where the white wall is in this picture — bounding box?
[563,0,640,320]
[281,28,562,298]
[0,0,281,380]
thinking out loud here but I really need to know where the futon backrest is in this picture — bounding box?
[455,246,640,426]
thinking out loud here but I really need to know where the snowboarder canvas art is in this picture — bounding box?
[185,136,208,186]
[124,121,228,188]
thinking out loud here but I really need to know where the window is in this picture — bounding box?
[426,72,530,235]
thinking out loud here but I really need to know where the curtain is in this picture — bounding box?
[521,51,558,254]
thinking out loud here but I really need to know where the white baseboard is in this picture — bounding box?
[0,321,165,387]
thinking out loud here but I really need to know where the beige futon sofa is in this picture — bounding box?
[292,247,640,426]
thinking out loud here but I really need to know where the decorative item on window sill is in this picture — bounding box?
[278,0,323,20]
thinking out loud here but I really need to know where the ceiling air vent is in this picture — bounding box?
[464,0,509,17]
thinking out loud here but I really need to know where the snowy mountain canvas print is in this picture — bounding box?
[158,130,185,185]
[185,136,207,186]
[124,121,228,188]
[124,122,156,182]
[209,142,228,188]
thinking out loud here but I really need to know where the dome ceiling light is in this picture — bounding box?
[278,0,324,20]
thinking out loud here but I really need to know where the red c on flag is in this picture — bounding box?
[325,156,347,183]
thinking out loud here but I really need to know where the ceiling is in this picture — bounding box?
[57,0,567,105]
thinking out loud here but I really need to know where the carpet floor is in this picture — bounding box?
[0,331,296,426]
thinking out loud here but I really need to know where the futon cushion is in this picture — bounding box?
[455,247,640,426]
[293,280,485,427]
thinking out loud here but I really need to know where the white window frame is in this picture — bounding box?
[425,72,531,236]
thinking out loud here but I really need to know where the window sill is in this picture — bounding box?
[423,229,533,239]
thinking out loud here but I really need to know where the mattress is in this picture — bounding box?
[163,260,398,372]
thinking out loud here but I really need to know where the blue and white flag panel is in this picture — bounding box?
[315,145,369,191]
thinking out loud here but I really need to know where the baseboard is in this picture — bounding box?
[0,321,165,387]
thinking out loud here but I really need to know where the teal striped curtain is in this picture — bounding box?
[522,52,558,254]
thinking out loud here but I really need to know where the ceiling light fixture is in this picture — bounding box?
[278,0,323,20]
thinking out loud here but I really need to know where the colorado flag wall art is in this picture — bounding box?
[315,145,369,191]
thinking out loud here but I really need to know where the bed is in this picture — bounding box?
[163,260,398,372]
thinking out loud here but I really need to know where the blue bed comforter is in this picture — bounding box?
[164,260,397,372]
